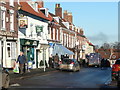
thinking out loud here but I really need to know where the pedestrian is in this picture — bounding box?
[49,54,53,68]
[53,53,59,68]
[16,51,27,74]
[101,58,105,70]
[106,59,110,68]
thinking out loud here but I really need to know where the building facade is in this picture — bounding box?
[18,1,51,69]
[0,0,18,68]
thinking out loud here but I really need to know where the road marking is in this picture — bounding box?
[10,83,20,87]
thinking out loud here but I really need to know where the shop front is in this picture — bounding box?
[2,38,18,68]
[20,39,39,69]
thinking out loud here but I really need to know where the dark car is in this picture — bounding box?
[112,59,120,80]
[59,58,80,72]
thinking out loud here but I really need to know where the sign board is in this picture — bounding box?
[36,25,43,33]
[19,18,28,28]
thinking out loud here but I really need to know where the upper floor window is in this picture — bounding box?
[9,0,14,7]
[0,0,6,4]
[0,6,6,30]
[10,13,14,31]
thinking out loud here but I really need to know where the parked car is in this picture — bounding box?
[59,58,80,72]
[112,59,120,80]
[2,68,10,89]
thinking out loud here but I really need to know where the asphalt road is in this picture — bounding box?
[9,67,111,88]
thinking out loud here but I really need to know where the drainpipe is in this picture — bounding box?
[43,48,45,72]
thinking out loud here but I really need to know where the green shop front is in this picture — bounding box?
[20,39,39,69]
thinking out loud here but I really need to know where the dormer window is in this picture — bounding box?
[27,1,38,12]
[39,8,48,17]
[10,0,14,7]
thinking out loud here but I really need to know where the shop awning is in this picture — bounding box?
[52,44,74,56]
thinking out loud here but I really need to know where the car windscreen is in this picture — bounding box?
[62,59,73,64]
[115,60,120,64]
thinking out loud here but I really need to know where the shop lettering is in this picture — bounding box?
[0,31,17,36]
[25,41,30,45]
[33,41,37,45]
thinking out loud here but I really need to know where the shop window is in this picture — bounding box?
[7,43,11,58]
[6,42,16,59]
[0,41,1,61]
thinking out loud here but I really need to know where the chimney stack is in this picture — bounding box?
[63,10,73,24]
[63,10,68,21]
[36,0,44,8]
[55,3,62,18]
[67,12,73,24]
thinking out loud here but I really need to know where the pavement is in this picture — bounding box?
[9,67,57,84]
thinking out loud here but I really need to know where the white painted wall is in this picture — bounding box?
[18,15,49,69]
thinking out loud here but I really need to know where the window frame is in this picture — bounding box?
[1,10,6,30]
[10,13,14,32]
[9,0,14,7]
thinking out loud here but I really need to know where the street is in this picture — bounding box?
[9,67,111,88]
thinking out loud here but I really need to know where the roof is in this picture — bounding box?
[20,2,52,21]
[87,41,94,46]
[49,12,67,29]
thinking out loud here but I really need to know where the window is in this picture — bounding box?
[6,43,11,58]
[10,0,14,6]
[0,0,6,4]
[6,42,16,59]
[10,14,14,31]
[53,28,55,40]
[1,10,5,30]
[11,42,16,59]
[0,41,1,62]
[57,29,59,40]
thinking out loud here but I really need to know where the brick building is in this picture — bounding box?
[0,0,18,68]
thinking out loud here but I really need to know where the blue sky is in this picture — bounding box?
[44,2,118,46]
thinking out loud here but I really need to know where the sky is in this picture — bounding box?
[43,1,118,46]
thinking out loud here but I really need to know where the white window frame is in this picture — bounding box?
[53,28,55,40]
[0,41,1,63]
[56,29,59,41]
[6,42,16,60]
[0,0,6,4]
[6,42,12,59]
[10,13,14,32]
[9,0,14,7]
[1,8,6,30]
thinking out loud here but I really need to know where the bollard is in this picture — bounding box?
[117,71,120,87]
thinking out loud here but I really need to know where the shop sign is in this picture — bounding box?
[0,31,17,37]
[20,39,39,46]
[36,25,43,33]
[33,41,37,46]
[25,41,30,45]
[19,18,28,29]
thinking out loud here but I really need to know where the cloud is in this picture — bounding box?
[87,32,118,46]
[87,32,109,46]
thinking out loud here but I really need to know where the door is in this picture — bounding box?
[6,42,12,68]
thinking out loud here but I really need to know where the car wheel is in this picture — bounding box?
[73,67,77,72]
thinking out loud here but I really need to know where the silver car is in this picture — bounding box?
[59,59,80,72]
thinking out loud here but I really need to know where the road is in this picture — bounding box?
[9,67,111,88]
